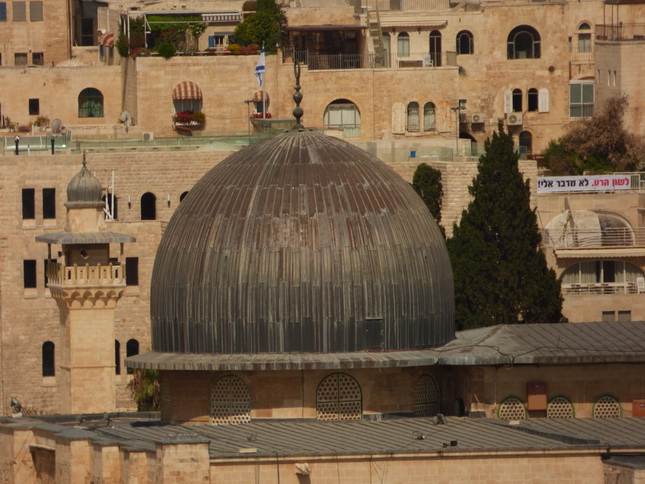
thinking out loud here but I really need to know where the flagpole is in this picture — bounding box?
[262,43,266,119]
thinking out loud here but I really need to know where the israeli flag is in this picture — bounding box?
[255,49,266,88]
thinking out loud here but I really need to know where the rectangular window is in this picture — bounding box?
[28,98,39,115]
[12,1,25,21]
[32,52,43,65]
[43,259,49,286]
[24,259,37,288]
[618,310,631,322]
[602,311,616,323]
[125,257,139,286]
[42,188,55,219]
[29,0,42,21]
[0,2,7,21]
[569,82,594,118]
[14,53,27,66]
[22,188,35,219]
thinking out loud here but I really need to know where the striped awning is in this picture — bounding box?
[99,31,114,48]
[172,81,203,101]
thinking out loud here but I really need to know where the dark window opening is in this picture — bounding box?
[32,52,43,65]
[512,89,522,112]
[126,257,139,286]
[140,192,156,220]
[42,341,55,377]
[180,191,189,202]
[456,30,473,55]
[78,88,104,118]
[102,194,118,220]
[115,340,121,375]
[42,188,55,219]
[126,339,139,374]
[0,2,7,21]
[24,259,37,288]
[22,188,35,219]
[507,25,541,59]
[528,88,539,112]
[43,259,50,286]
[28,98,39,115]
[15,53,28,66]
[519,131,533,155]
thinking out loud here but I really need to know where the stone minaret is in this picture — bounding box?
[37,158,135,414]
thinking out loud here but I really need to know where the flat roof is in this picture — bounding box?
[7,415,645,459]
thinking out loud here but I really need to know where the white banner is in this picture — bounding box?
[537,175,632,193]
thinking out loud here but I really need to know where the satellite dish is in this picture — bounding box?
[51,119,62,134]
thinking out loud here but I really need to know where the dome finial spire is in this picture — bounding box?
[292,60,304,131]
[82,150,87,167]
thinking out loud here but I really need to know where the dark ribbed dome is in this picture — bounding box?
[66,162,103,205]
[151,130,454,355]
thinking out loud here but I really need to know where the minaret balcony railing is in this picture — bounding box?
[46,262,126,287]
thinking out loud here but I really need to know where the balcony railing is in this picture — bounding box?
[46,262,126,287]
[281,49,457,70]
[596,24,645,41]
[541,227,645,249]
[563,282,641,296]
[570,50,593,62]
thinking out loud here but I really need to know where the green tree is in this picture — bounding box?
[127,369,161,411]
[411,163,445,236]
[542,95,645,175]
[447,123,563,330]
[233,0,285,53]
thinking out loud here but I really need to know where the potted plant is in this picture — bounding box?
[172,111,206,130]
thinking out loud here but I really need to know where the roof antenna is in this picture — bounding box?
[292,60,304,131]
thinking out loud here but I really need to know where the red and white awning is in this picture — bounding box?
[172,81,203,101]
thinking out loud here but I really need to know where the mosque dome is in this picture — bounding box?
[151,130,454,355]
[66,161,103,205]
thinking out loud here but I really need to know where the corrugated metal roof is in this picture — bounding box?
[86,416,645,458]
[36,232,136,244]
[128,322,645,370]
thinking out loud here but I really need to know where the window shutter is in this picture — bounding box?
[13,1,26,21]
[29,1,42,21]
[208,36,215,48]
[504,89,512,114]
[391,102,406,134]
[0,3,7,21]
[539,88,550,113]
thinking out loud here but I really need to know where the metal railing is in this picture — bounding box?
[308,54,377,70]
[596,24,645,41]
[281,49,457,69]
[563,282,641,296]
[541,227,645,249]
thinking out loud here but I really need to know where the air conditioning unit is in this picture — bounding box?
[471,113,485,124]
[507,113,523,126]
[142,132,155,141]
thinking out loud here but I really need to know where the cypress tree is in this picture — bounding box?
[411,163,445,236]
[447,123,563,330]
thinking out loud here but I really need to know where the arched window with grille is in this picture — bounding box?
[593,394,622,418]
[323,99,361,138]
[423,102,436,131]
[413,374,440,416]
[78,88,104,118]
[497,396,527,420]
[210,375,251,425]
[141,192,157,220]
[547,395,575,418]
[42,341,55,377]
[456,30,474,55]
[316,373,362,421]
[407,102,420,132]
[507,25,541,59]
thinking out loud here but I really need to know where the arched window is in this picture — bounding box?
[102,194,118,220]
[577,22,592,53]
[316,373,362,421]
[429,30,442,67]
[593,395,622,418]
[519,131,533,155]
[126,339,139,374]
[42,341,55,377]
[456,30,473,55]
[323,99,361,138]
[397,32,410,57]
[140,192,157,220]
[78,88,104,118]
[512,88,523,112]
[507,25,541,59]
[527,88,539,112]
[547,395,575,418]
[210,375,251,425]
[180,191,189,202]
[407,102,420,132]
[497,396,527,420]
[115,340,121,375]
[172,81,203,114]
[423,102,436,131]
[413,375,440,416]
